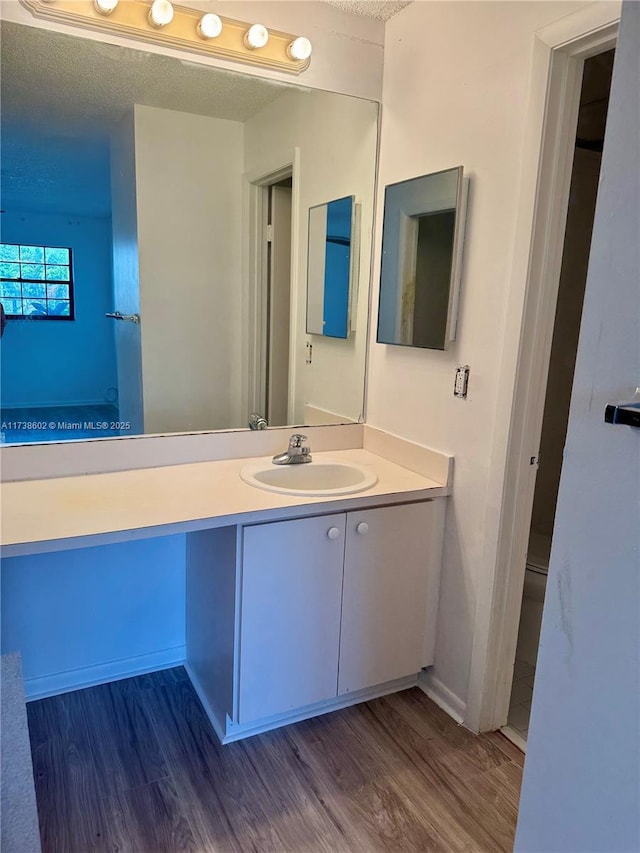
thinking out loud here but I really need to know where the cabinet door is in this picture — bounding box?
[339,502,436,695]
[239,513,345,724]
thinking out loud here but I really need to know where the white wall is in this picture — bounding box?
[367,0,591,711]
[133,105,244,433]
[244,88,378,423]
[0,1,383,101]
[515,2,639,848]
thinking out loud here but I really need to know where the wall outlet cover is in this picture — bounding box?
[454,365,470,398]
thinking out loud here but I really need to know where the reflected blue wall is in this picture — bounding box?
[0,212,118,407]
[0,132,117,408]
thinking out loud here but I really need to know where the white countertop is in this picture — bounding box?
[1,449,448,555]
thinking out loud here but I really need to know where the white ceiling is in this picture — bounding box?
[323,0,412,21]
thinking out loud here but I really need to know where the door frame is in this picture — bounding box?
[241,150,300,425]
[465,2,620,733]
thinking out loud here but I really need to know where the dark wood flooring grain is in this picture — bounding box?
[27,669,523,853]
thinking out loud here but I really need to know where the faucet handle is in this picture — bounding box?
[288,433,307,450]
[248,412,268,430]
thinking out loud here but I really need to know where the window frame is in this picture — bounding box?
[0,243,75,321]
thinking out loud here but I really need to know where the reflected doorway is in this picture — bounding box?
[249,167,295,430]
[265,178,293,427]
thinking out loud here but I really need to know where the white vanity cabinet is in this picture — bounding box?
[338,503,437,695]
[238,513,345,724]
[186,498,444,742]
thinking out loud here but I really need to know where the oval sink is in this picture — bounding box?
[240,458,377,497]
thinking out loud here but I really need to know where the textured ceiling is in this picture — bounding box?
[0,21,289,142]
[0,21,291,215]
[323,0,412,21]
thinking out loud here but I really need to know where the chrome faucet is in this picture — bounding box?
[272,434,312,465]
[248,412,268,430]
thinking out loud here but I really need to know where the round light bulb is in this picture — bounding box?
[94,0,118,13]
[197,13,222,39]
[244,24,269,50]
[287,36,312,61]
[148,0,174,28]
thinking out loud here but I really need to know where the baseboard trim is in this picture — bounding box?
[223,675,419,744]
[500,725,527,754]
[418,669,466,725]
[1,400,114,411]
[23,646,186,701]
[187,665,418,745]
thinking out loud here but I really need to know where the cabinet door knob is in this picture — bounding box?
[356,522,369,535]
[327,527,341,540]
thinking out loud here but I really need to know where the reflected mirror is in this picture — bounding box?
[377,167,468,350]
[0,21,378,444]
[306,195,358,339]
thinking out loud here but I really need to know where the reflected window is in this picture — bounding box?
[0,243,74,320]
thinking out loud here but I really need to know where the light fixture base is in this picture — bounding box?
[20,0,311,74]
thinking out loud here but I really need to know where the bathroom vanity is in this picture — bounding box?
[1,438,450,743]
[189,497,444,742]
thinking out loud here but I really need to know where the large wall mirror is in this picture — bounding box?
[0,21,378,445]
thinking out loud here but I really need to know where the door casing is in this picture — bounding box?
[465,2,621,734]
[241,151,300,427]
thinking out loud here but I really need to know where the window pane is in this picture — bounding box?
[0,244,20,262]
[47,283,69,300]
[44,247,70,265]
[0,297,22,315]
[47,300,71,317]
[46,265,70,281]
[23,300,47,316]
[21,263,46,280]
[0,262,20,279]
[0,246,73,319]
[0,282,21,297]
[19,246,45,263]
[22,282,46,298]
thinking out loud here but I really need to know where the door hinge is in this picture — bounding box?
[265,223,273,243]
[306,341,313,364]
[529,455,540,466]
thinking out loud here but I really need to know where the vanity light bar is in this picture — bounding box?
[20,0,312,74]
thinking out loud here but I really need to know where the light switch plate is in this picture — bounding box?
[454,365,470,398]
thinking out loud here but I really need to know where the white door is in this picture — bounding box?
[110,113,143,434]
[238,513,345,724]
[515,5,640,850]
[267,185,292,426]
[338,503,436,695]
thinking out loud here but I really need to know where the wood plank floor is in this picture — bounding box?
[27,668,523,853]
